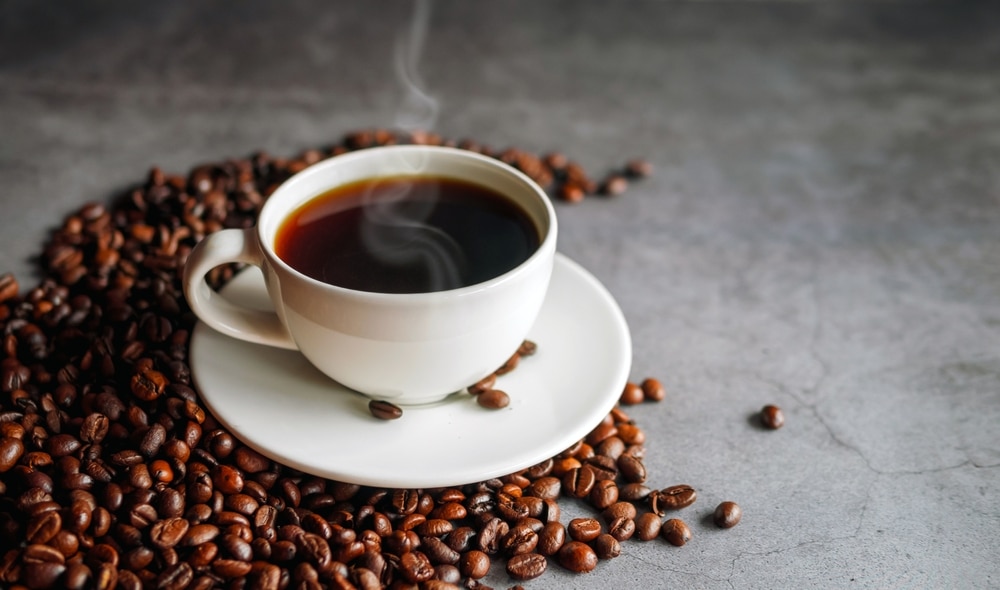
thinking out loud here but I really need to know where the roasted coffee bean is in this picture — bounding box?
[607,516,636,542]
[476,388,510,409]
[596,435,626,460]
[500,523,539,556]
[601,174,628,196]
[625,159,654,178]
[594,533,622,559]
[557,541,598,573]
[0,273,17,302]
[459,549,490,579]
[617,453,646,483]
[653,484,697,513]
[562,467,595,498]
[130,367,167,401]
[536,521,566,556]
[506,552,547,580]
[444,526,477,553]
[149,517,189,549]
[398,550,435,583]
[421,536,460,564]
[640,377,665,401]
[79,413,109,444]
[661,518,692,546]
[568,517,603,542]
[467,373,496,395]
[477,517,509,554]
[589,478,619,510]
[760,404,785,429]
[524,475,560,500]
[368,399,402,420]
[619,482,652,502]
[602,501,637,523]
[156,562,193,590]
[26,510,62,543]
[714,501,742,528]
[635,512,662,541]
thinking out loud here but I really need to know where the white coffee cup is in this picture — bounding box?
[182,145,557,404]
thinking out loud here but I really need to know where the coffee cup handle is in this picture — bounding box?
[182,228,298,350]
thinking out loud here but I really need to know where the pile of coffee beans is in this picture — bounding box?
[0,129,731,590]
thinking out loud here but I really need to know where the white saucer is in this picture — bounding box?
[190,253,631,488]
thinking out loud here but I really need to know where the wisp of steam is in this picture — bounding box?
[359,0,468,293]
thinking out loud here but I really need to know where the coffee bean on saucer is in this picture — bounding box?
[518,339,538,357]
[477,389,510,410]
[496,352,520,375]
[760,405,785,429]
[369,400,403,420]
[713,501,742,528]
[468,373,496,395]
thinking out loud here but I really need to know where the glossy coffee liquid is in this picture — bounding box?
[275,176,540,293]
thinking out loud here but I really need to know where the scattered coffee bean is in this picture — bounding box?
[557,541,598,573]
[760,404,785,429]
[661,518,692,546]
[476,389,510,409]
[641,377,666,401]
[619,381,644,405]
[368,400,403,420]
[625,159,654,178]
[635,512,663,541]
[568,517,603,542]
[601,175,628,196]
[594,533,622,559]
[651,484,697,513]
[506,552,547,580]
[714,501,742,528]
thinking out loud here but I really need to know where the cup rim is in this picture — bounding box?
[256,145,558,301]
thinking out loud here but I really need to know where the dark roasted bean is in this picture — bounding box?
[607,516,636,542]
[760,405,785,429]
[568,517,603,542]
[595,533,622,559]
[459,549,490,579]
[536,521,566,556]
[653,484,697,513]
[589,478,619,510]
[557,540,598,573]
[506,551,547,580]
[635,512,662,541]
[618,381,646,406]
[640,377,665,401]
[368,399,402,420]
[714,501,742,528]
[476,388,510,409]
[662,518,692,546]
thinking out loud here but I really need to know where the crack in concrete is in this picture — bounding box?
[623,549,735,588]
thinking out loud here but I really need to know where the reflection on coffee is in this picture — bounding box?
[275,176,540,293]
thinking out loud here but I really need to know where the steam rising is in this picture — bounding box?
[394,0,438,133]
[360,0,466,292]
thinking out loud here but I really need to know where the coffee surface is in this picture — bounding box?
[275,175,540,293]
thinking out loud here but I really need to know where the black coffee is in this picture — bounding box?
[275,175,540,293]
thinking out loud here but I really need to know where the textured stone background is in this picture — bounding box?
[2,1,998,587]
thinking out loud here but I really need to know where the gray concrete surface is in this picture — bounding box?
[2,1,999,588]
